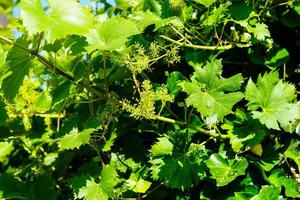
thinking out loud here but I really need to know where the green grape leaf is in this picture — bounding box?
[69,175,90,199]
[0,173,26,199]
[35,92,52,113]
[264,48,290,68]
[293,2,300,15]
[101,131,117,152]
[0,142,13,163]
[150,133,208,189]
[257,141,282,171]
[133,10,161,30]
[43,153,58,166]
[269,169,300,198]
[251,185,282,200]
[59,128,95,150]
[245,71,299,130]
[125,173,152,193]
[247,23,271,41]
[133,11,182,30]
[206,153,248,186]
[229,2,253,21]
[193,0,216,7]
[51,80,71,111]
[222,109,268,152]
[85,16,140,51]
[230,174,259,200]
[149,137,173,156]
[202,2,230,26]
[284,139,300,168]
[180,59,244,122]
[26,175,57,200]
[166,71,184,96]
[2,37,32,101]
[248,47,290,69]
[78,166,118,200]
[19,0,94,42]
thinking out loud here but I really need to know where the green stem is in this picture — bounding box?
[160,35,251,50]
[155,116,228,139]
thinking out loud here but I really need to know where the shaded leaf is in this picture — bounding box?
[269,169,300,198]
[257,141,282,171]
[0,100,8,126]
[26,176,57,200]
[166,71,184,96]
[284,139,300,168]
[223,109,268,152]
[150,132,208,189]
[2,37,32,101]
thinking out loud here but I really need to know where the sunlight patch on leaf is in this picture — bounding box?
[59,128,96,150]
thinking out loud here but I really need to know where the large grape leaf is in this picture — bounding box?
[245,71,300,130]
[2,37,32,101]
[78,166,118,200]
[222,109,268,152]
[150,132,208,189]
[85,16,140,51]
[180,59,244,122]
[19,0,94,42]
[59,128,95,150]
[206,153,248,186]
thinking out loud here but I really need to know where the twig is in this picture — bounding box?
[160,35,251,50]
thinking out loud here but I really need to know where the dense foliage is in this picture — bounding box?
[0,0,300,199]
